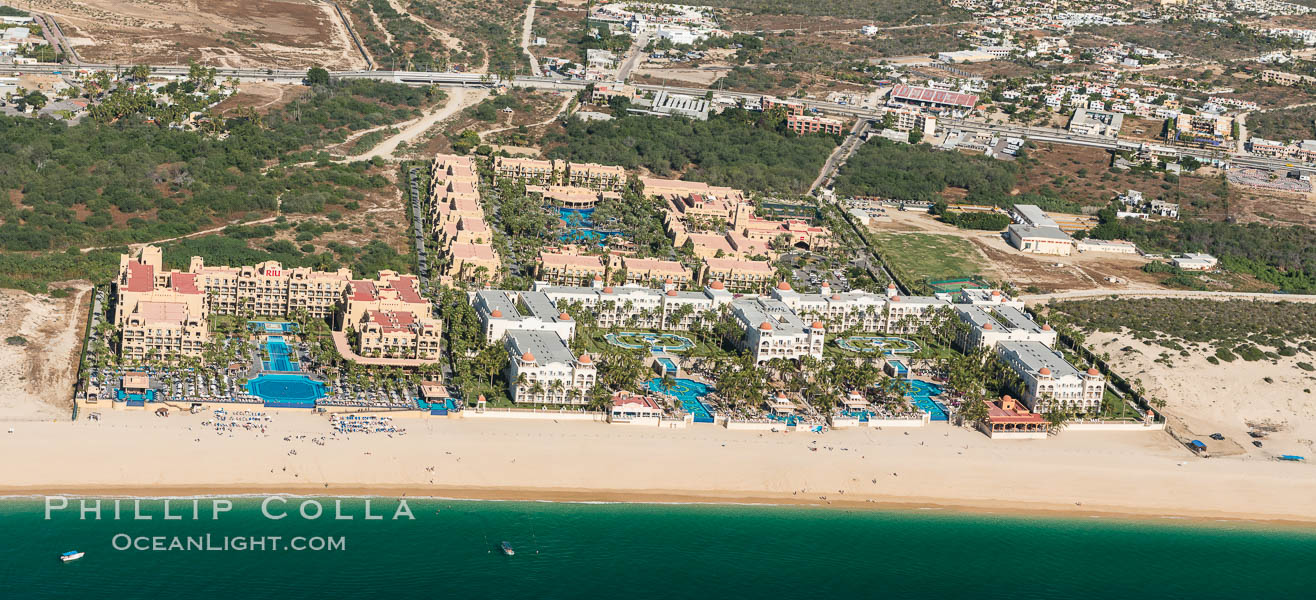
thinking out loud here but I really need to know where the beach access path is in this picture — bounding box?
[3,411,1315,525]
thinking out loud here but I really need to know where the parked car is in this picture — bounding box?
[1253,441,1263,448]
[1209,433,1224,441]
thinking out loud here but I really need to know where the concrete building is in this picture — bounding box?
[771,281,889,332]
[786,114,844,135]
[473,289,576,344]
[634,90,710,120]
[1172,253,1218,271]
[1176,112,1233,140]
[1068,108,1124,138]
[1007,204,1073,255]
[996,340,1105,413]
[119,300,209,362]
[342,272,442,362]
[493,156,562,184]
[608,391,666,425]
[954,304,1057,351]
[1075,239,1139,254]
[505,330,596,405]
[731,296,826,364]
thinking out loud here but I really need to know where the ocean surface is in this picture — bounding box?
[2,497,1314,599]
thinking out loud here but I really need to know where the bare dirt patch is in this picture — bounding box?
[31,0,366,69]
[0,284,91,422]
[210,82,308,116]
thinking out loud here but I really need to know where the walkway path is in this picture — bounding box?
[521,0,542,77]
[476,93,572,141]
[345,86,489,161]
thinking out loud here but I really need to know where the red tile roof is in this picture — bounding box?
[123,260,155,292]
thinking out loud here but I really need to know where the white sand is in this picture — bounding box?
[2,410,1314,524]
[0,285,90,421]
[1090,331,1316,458]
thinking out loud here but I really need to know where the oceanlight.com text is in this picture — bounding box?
[111,534,346,552]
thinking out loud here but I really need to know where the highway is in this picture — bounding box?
[1,61,1303,171]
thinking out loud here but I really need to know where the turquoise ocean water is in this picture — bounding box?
[2,497,1313,599]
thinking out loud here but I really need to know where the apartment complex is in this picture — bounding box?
[700,257,775,293]
[622,257,694,287]
[786,114,844,135]
[1175,112,1233,139]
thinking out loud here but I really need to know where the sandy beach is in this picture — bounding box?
[2,410,1314,525]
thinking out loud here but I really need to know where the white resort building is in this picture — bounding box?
[505,330,597,405]
[995,340,1105,413]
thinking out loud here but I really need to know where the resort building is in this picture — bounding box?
[341,272,442,362]
[996,340,1105,413]
[536,251,608,286]
[954,304,1057,351]
[527,185,618,209]
[885,285,952,334]
[701,257,775,294]
[771,281,888,332]
[622,257,694,288]
[116,244,351,327]
[432,154,502,286]
[532,280,735,331]
[473,289,577,344]
[980,395,1050,439]
[504,330,596,405]
[736,217,833,252]
[119,300,210,362]
[565,162,626,191]
[444,242,502,285]
[608,391,666,425]
[731,297,826,364]
[882,107,937,136]
[955,288,1025,309]
[493,156,562,185]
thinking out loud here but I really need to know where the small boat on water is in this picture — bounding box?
[60,551,84,563]
[500,541,515,556]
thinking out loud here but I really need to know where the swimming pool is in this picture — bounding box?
[656,357,678,375]
[249,321,299,334]
[606,332,695,353]
[247,373,326,408]
[648,377,715,423]
[116,388,157,406]
[906,379,948,422]
[263,336,298,372]
[558,207,623,245]
[834,336,920,356]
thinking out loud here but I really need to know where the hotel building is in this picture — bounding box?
[343,271,442,361]
[996,340,1105,413]
[431,154,502,286]
[701,257,775,294]
[622,257,694,288]
[954,304,1057,351]
[505,330,597,405]
[473,289,577,344]
[537,251,608,286]
[731,296,826,364]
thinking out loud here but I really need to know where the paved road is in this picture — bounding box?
[616,31,651,82]
[1021,289,1316,305]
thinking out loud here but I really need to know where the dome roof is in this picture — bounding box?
[991,290,1001,296]
[603,286,614,294]
[983,323,993,330]
[477,394,486,402]
[559,312,572,320]
[1042,324,1052,331]
[521,351,536,362]
[830,294,841,300]
[490,309,503,318]
[667,289,678,296]
[776,281,792,291]
[759,321,773,331]
[888,282,897,289]
[665,278,674,284]
[709,280,725,290]
[1038,367,1051,376]
[593,274,602,280]
[811,321,824,329]
[578,354,593,365]
[1087,367,1100,376]
[890,296,900,302]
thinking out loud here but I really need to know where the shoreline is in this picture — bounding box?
[4,483,1315,530]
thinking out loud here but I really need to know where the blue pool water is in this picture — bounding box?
[656,357,678,375]
[906,380,948,421]
[606,332,695,353]
[767,413,800,426]
[835,336,920,355]
[246,374,325,408]
[557,207,622,245]
[648,377,714,423]
[263,336,297,372]
[248,321,298,334]
[115,388,157,406]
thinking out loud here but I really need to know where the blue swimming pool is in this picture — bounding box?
[906,380,948,421]
[656,357,678,375]
[648,377,714,423]
[116,388,157,406]
[263,336,297,372]
[557,207,623,245]
[247,373,325,408]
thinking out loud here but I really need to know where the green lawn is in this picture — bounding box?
[871,233,985,287]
